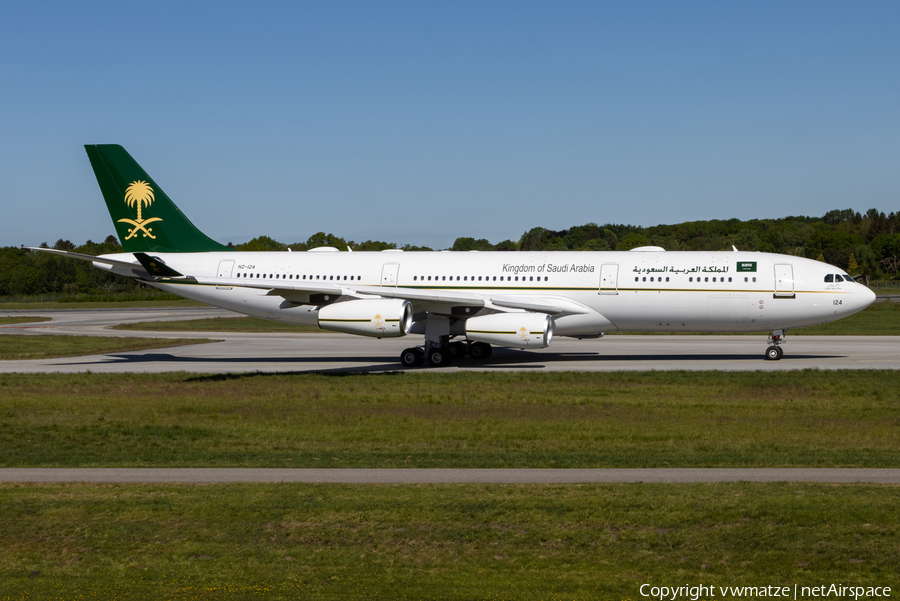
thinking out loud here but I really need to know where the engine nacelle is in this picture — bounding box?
[317,299,412,338]
[465,312,554,349]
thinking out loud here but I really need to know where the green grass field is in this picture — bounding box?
[0,335,214,361]
[2,371,898,468]
[1,482,896,600]
[3,371,897,599]
[0,316,51,326]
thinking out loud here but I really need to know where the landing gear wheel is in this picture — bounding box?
[427,347,452,367]
[776,346,784,360]
[400,348,422,367]
[449,341,468,359]
[469,342,493,360]
[765,346,781,361]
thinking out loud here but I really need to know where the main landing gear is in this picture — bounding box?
[765,329,785,360]
[399,340,493,368]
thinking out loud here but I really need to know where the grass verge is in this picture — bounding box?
[0,317,51,326]
[1,482,896,600]
[0,336,214,361]
[0,299,207,310]
[113,316,323,333]
[1,371,898,467]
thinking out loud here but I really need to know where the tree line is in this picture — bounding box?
[2,208,899,296]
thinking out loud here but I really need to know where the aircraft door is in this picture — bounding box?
[381,263,400,287]
[774,263,794,297]
[217,260,235,278]
[599,263,619,295]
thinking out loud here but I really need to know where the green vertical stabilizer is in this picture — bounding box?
[85,144,231,253]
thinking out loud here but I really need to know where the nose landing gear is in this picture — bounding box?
[765,330,785,360]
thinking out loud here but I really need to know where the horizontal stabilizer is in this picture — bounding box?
[26,247,141,270]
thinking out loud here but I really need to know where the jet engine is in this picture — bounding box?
[317,299,412,338]
[465,312,553,348]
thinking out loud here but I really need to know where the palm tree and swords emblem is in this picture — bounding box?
[118,180,162,239]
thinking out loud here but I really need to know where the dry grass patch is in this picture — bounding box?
[0,316,52,326]
[113,316,323,333]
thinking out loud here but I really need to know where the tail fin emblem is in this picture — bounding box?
[118,180,163,239]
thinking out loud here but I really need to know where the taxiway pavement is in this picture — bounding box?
[2,307,899,373]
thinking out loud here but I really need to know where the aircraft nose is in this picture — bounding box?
[861,285,876,307]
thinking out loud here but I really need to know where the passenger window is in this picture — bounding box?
[463,276,467,281]
[744,277,748,282]
[530,276,533,281]
[478,276,482,281]
[635,277,639,282]
[665,277,669,282]
[752,277,756,282]
[728,277,732,282]
[515,276,519,281]
[689,277,693,282]
[442,276,446,281]
[704,277,708,282]
[544,277,548,281]
[413,276,417,281]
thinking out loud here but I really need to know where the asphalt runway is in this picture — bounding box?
[2,306,900,373]
[1,468,898,484]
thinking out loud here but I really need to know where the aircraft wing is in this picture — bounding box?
[26,247,141,270]
[353,286,486,307]
[197,279,487,310]
[489,295,591,316]
[195,279,591,317]
[190,277,345,298]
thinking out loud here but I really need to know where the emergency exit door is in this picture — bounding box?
[381,263,399,287]
[599,263,619,294]
[774,264,795,297]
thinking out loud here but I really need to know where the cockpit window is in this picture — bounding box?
[824,274,834,283]
[840,274,854,282]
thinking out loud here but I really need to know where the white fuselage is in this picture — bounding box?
[95,249,876,339]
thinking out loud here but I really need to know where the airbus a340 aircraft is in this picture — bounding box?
[34,145,876,367]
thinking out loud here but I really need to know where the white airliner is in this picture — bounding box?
[34,145,876,367]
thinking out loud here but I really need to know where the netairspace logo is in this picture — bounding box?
[640,584,892,601]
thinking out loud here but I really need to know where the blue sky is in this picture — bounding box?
[1,1,898,249]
